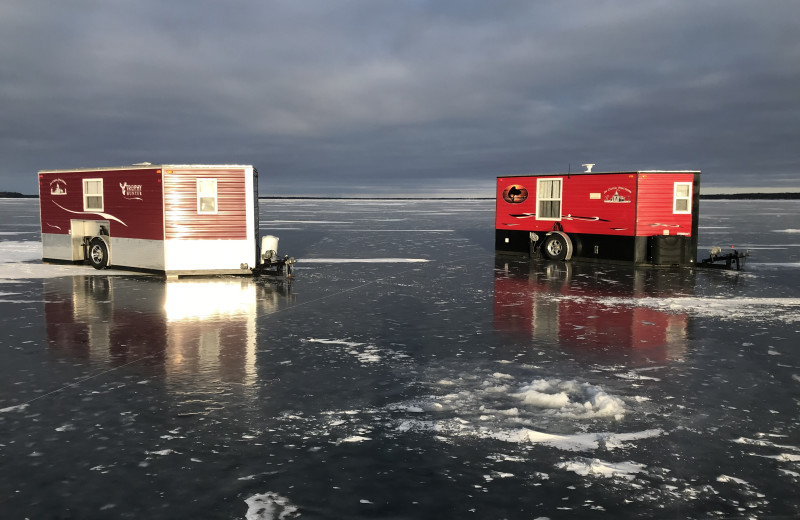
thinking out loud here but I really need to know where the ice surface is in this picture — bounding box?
[299,258,430,263]
[2,198,800,519]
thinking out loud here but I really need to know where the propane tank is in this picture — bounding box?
[260,235,279,262]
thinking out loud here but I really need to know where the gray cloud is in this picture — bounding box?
[2,0,798,195]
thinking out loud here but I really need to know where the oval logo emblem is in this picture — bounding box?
[502,184,528,204]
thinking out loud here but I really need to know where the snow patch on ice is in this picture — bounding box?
[308,338,365,348]
[145,449,177,456]
[766,453,800,462]
[396,412,664,451]
[557,457,646,480]
[307,338,385,364]
[716,474,750,486]
[387,373,654,453]
[596,295,800,323]
[753,262,800,269]
[0,403,29,413]
[483,427,663,451]
[340,435,371,443]
[614,371,661,382]
[512,379,626,419]
[0,404,28,413]
[244,492,299,520]
[0,241,136,280]
[734,436,800,453]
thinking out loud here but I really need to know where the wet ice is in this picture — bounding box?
[1,198,799,518]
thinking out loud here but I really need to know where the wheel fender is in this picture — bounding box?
[545,231,573,260]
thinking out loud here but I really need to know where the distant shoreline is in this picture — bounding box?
[2,192,799,200]
[260,193,800,200]
[698,193,800,200]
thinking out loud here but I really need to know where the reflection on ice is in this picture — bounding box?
[494,259,692,363]
[43,276,293,389]
[164,279,257,320]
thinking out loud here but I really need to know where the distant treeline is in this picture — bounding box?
[260,194,800,200]
[0,192,37,198]
[699,193,800,200]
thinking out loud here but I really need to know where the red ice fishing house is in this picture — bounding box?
[495,168,701,266]
[38,164,264,276]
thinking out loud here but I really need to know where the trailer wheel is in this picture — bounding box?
[88,238,109,270]
[543,234,569,261]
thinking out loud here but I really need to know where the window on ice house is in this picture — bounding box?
[197,178,218,214]
[673,182,692,214]
[537,178,562,220]
[83,179,103,211]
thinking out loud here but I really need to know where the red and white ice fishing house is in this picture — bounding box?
[495,170,701,266]
[39,164,259,275]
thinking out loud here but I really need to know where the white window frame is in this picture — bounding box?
[673,181,692,214]
[82,178,104,212]
[197,178,218,214]
[536,177,562,221]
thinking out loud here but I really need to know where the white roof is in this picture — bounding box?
[39,164,253,174]
[499,170,700,178]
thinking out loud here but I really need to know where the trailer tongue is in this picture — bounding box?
[252,234,296,278]
[698,247,749,270]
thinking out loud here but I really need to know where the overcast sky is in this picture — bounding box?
[2,0,798,196]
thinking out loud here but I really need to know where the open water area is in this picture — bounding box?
[1,197,799,519]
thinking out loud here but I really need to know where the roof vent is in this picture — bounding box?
[582,163,595,173]
[132,162,152,166]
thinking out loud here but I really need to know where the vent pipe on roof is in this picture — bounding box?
[582,163,595,173]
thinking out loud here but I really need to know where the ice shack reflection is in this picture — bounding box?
[494,260,691,364]
[44,276,290,387]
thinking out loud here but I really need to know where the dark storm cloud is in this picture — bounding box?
[1,0,798,194]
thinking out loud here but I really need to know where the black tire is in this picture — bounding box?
[88,237,109,270]
[542,234,568,261]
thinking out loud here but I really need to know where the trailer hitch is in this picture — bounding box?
[698,246,749,270]
[253,255,296,278]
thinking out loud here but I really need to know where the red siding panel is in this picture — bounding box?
[39,168,165,240]
[497,171,698,239]
[163,168,248,240]
[496,173,638,236]
[635,173,695,237]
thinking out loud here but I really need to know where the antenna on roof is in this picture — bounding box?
[582,163,595,173]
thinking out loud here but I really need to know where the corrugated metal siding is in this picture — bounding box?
[164,168,248,240]
[635,173,696,236]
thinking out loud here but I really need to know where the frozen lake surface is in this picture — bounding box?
[1,198,799,519]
